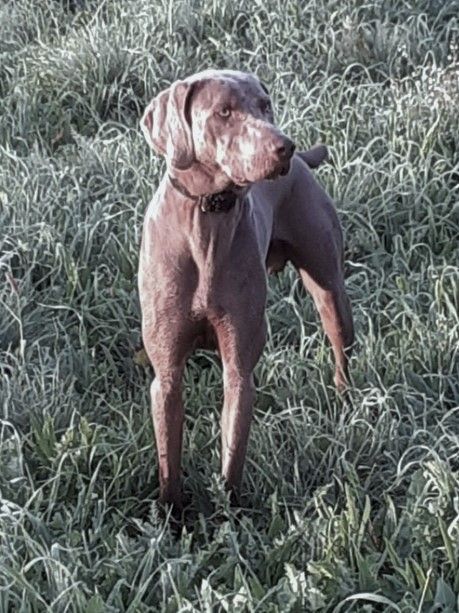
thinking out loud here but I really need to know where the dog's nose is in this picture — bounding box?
[274,137,295,160]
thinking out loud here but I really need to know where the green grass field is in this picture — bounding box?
[1,0,458,610]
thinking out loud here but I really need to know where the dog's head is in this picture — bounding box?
[141,70,295,187]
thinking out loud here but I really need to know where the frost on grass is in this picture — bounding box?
[0,0,458,611]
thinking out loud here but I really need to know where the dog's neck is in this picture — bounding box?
[168,162,248,212]
[168,175,239,213]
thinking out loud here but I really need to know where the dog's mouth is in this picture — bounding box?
[230,158,292,186]
[265,159,291,181]
[232,176,252,187]
[279,162,291,176]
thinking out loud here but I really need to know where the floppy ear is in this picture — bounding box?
[141,89,169,156]
[141,80,195,169]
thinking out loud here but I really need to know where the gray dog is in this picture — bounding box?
[139,69,354,507]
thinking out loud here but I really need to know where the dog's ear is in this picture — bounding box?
[141,89,169,156]
[141,80,195,169]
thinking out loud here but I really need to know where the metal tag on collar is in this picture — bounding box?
[199,195,210,212]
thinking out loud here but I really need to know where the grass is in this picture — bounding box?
[0,0,458,610]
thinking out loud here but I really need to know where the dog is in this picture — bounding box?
[139,69,354,507]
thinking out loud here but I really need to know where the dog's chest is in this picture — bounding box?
[189,237,228,316]
[184,212,234,311]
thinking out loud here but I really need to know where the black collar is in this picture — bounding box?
[168,175,238,213]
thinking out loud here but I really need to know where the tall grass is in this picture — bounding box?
[1,0,458,610]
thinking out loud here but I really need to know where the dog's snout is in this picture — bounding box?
[274,137,295,159]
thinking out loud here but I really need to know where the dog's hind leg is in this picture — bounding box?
[277,158,354,390]
[297,269,354,390]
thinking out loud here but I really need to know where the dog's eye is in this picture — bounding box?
[218,107,231,118]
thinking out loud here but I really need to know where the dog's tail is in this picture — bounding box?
[297,144,328,169]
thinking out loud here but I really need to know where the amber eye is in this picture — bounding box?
[218,107,231,118]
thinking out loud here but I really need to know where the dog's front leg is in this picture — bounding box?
[215,318,266,500]
[150,366,184,507]
[221,368,256,495]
